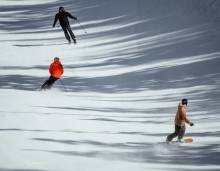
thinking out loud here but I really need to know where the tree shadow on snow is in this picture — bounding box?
[0,169,46,171]
[26,138,220,166]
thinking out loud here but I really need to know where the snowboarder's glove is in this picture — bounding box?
[75,17,78,20]
[190,122,194,126]
[53,25,55,28]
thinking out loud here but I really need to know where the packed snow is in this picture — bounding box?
[0,0,220,171]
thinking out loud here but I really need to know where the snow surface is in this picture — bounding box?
[0,0,220,170]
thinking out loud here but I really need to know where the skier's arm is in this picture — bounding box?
[53,14,58,27]
[49,64,53,75]
[67,12,77,20]
[60,64,64,75]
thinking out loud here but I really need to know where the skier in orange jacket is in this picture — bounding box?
[166,99,194,142]
[41,57,64,90]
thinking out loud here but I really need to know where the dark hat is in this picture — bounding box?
[54,57,60,61]
[59,6,64,11]
[181,98,188,106]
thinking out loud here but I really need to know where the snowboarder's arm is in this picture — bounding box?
[182,108,192,125]
[53,14,58,27]
[185,116,194,126]
[184,116,191,124]
[67,12,77,20]
[179,107,189,123]
[180,106,194,126]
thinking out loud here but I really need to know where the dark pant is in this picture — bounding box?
[62,25,76,43]
[166,125,185,142]
[41,76,58,90]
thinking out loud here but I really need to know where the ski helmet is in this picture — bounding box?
[54,57,60,61]
[59,6,64,12]
[181,98,188,106]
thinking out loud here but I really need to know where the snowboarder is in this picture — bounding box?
[53,6,78,44]
[41,57,64,90]
[166,99,194,142]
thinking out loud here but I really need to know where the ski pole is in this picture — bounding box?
[59,79,68,92]
[76,20,87,34]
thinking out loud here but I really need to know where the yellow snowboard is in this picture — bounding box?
[183,137,193,143]
[169,137,193,144]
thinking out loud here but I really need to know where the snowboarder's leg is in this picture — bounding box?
[166,125,179,142]
[177,125,185,142]
[166,132,177,142]
[62,27,71,43]
[67,25,76,44]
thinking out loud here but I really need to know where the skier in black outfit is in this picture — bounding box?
[53,7,77,44]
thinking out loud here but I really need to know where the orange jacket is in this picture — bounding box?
[49,60,64,78]
[175,103,190,126]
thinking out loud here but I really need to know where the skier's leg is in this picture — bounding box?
[166,125,179,142]
[41,77,51,90]
[62,27,71,43]
[67,25,76,44]
[177,125,186,142]
[47,77,58,89]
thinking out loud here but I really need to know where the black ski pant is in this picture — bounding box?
[62,25,76,42]
[166,125,185,142]
[41,76,58,90]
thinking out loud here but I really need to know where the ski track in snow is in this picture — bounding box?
[0,0,220,171]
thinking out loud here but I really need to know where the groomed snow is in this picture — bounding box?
[0,0,220,171]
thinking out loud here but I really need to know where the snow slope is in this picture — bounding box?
[0,0,220,170]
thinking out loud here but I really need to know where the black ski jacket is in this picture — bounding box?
[53,11,77,28]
